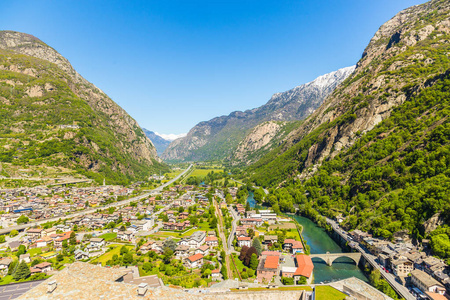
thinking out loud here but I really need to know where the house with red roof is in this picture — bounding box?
[205,236,218,247]
[185,253,204,269]
[294,255,314,282]
[257,255,279,283]
[237,236,251,248]
[211,269,221,281]
[283,239,304,254]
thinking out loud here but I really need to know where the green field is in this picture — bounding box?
[27,248,43,257]
[92,244,134,266]
[315,286,346,300]
[189,168,223,177]
[164,169,184,179]
[99,232,117,241]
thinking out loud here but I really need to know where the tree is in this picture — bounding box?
[16,245,26,257]
[31,258,43,267]
[282,277,294,285]
[244,247,257,266]
[73,224,78,232]
[164,239,177,252]
[120,246,129,255]
[247,228,255,239]
[220,265,228,280]
[252,238,262,256]
[142,262,153,272]
[13,261,30,280]
[239,246,249,261]
[123,253,133,265]
[69,232,76,245]
[10,229,18,237]
[249,253,259,270]
[16,215,29,225]
[0,235,5,243]
[56,254,64,262]
[202,268,212,278]
[247,268,255,277]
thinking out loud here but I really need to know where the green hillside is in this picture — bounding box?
[246,0,450,261]
[0,45,167,184]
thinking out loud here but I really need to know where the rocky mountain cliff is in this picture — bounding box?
[142,128,171,155]
[248,0,450,245]
[0,31,167,184]
[162,66,355,162]
[250,0,450,186]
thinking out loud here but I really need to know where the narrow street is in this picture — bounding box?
[213,198,233,280]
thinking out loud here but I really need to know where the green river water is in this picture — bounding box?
[247,192,368,283]
[291,215,368,283]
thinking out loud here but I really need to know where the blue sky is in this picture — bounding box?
[1,0,426,136]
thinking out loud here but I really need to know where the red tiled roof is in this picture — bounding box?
[264,256,279,269]
[292,241,303,249]
[283,239,296,244]
[205,236,218,241]
[294,255,314,278]
[238,237,251,241]
[261,251,281,257]
[187,253,204,262]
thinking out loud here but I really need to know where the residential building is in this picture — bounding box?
[19,254,31,263]
[283,239,304,254]
[33,262,53,273]
[74,249,89,260]
[257,255,279,283]
[211,269,221,281]
[195,245,210,256]
[185,253,204,269]
[391,258,414,277]
[237,237,251,248]
[88,238,105,251]
[0,257,12,270]
[263,235,278,245]
[293,255,314,283]
[205,236,218,248]
[411,269,446,295]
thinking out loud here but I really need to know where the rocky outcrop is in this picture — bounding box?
[234,122,283,160]
[254,0,450,180]
[162,66,355,162]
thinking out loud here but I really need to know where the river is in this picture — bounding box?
[245,193,367,283]
[291,215,368,283]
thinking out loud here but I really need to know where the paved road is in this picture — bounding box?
[0,280,45,300]
[0,165,193,236]
[326,218,415,300]
[213,199,233,279]
[227,206,240,253]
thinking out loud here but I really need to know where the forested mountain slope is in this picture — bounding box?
[162,66,354,162]
[0,31,167,184]
[248,0,450,258]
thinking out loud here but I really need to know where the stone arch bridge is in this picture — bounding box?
[309,252,362,266]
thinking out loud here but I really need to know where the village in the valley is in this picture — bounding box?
[0,166,448,300]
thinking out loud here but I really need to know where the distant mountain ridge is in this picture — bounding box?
[142,129,171,155]
[162,66,355,162]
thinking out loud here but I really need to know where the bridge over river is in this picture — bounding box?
[309,252,362,266]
